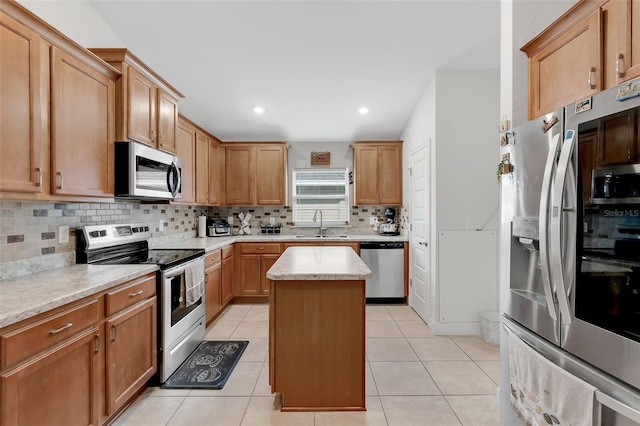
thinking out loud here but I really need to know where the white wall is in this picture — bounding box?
[17,0,124,48]
[288,141,353,170]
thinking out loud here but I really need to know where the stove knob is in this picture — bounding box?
[132,227,139,233]
[144,226,149,232]
[99,230,107,237]
[89,231,99,238]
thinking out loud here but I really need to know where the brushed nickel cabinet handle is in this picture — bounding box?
[94,334,100,353]
[160,134,164,146]
[257,247,265,250]
[151,130,156,142]
[35,168,42,187]
[588,67,596,89]
[111,325,117,342]
[56,172,63,190]
[616,54,625,78]
[50,322,72,334]
[129,290,143,297]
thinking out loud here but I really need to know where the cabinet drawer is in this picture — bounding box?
[105,274,156,317]
[1,299,99,369]
[240,243,281,254]
[222,245,233,259]
[205,250,222,268]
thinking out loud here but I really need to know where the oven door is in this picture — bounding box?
[160,257,205,351]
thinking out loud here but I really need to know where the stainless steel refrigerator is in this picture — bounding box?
[499,81,640,425]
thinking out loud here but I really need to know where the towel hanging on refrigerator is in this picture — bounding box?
[508,331,600,426]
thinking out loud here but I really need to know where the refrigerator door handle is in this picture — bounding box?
[538,133,561,321]
[550,130,576,325]
[596,391,640,423]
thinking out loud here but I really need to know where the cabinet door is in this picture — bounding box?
[208,140,220,205]
[602,0,629,89]
[226,146,255,205]
[1,328,100,426]
[628,0,640,80]
[354,145,379,205]
[105,298,157,416]
[221,255,234,304]
[205,263,222,324]
[50,47,115,197]
[256,145,285,205]
[238,254,261,295]
[260,254,280,295]
[579,131,597,206]
[127,67,156,146]
[529,10,601,119]
[0,14,44,193]
[597,108,638,165]
[195,132,209,205]
[175,120,196,203]
[157,88,178,154]
[378,144,402,205]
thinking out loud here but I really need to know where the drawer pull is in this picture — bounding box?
[49,323,73,335]
[129,290,144,297]
[257,247,265,250]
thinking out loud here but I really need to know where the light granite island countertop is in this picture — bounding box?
[266,246,370,412]
[266,246,372,281]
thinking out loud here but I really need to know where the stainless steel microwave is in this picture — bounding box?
[115,141,182,200]
[592,163,640,204]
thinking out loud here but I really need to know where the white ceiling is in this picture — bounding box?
[87,0,500,142]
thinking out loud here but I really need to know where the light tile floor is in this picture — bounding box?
[115,304,501,426]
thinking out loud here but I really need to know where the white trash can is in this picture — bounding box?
[479,312,500,346]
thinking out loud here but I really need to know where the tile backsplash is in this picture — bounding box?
[0,200,207,280]
[0,199,405,280]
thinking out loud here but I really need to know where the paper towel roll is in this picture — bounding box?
[198,216,206,238]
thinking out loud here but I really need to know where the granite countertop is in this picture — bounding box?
[157,233,408,252]
[0,264,158,328]
[266,246,372,281]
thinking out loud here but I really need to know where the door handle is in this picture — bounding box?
[418,242,427,246]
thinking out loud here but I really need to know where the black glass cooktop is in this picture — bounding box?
[95,248,204,270]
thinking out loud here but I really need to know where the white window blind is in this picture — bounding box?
[292,168,349,224]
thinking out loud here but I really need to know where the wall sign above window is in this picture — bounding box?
[311,151,330,166]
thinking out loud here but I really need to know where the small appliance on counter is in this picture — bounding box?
[206,218,231,237]
[379,207,400,236]
[260,223,282,234]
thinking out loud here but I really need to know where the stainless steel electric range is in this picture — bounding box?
[77,223,206,383]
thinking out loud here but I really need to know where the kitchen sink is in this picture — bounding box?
[295,235,350,239]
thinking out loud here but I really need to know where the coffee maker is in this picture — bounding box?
[379,208,400,235]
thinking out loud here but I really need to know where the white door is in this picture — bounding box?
[409,144,431,323]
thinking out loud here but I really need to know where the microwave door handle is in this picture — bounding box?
[167,163,177,198]
[539,133,561,321]
[550,130,576,326]
[173,163,181,197]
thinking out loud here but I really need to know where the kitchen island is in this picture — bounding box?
[266,246,371,412]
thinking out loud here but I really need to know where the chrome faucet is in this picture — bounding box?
[313,209,324,236]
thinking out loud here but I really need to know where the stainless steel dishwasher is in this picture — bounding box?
[360,241,405,303]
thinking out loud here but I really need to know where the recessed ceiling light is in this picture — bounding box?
[358,107,369,115]
[253,106,265,114]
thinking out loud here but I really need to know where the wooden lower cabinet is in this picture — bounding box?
[205,260,223,324]
[221,248,234,304]
[235,243,282,298]
[1,327,101,426]
[105,298,157,416]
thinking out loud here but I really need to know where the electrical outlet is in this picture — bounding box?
[369,217,378,225]
[58,225,69,244]
[499,118,511,132]
[269,217,276,225]
[502,153,510,163]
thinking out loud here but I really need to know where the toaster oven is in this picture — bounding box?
[207,219,231,237]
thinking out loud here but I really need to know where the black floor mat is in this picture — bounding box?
[162,340,249,389]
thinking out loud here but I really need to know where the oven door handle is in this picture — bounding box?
[164,258,204,279]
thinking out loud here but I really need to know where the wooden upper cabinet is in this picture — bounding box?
[224,143,288,206]
[603,0,629,88]
[175,118,196,203]
[0,13,44,193]
[630,0,640,80]
[354,141,402,205]
[50,47,116,197]
[256,145,286,205]
[157,88,178,154]
[208,140,221,205]
[195,132,209,205]
[525,10,601,119]
[127,67,156,146]
[225,146,256,205]
[89,49,184,154]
